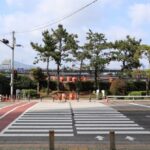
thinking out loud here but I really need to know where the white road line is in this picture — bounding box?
[0,102,22,110]
[146,115,150,118]
[4,129,73,132]
[125,136,135,141]
[75,124,139,127]
[9,126,73,129]
[75,121,134,123]
[16,120,72,122]
[76,127,144,130]
[130,103,150,108]
[13,122,72,125]
[25,113,71,115]
[74,116,127,118]
[73,112,119,114]
[18,117,72,120]
[75,118,130,121]
[95,135,104,141]
[0,133,74,137]
[0,103,30,119]
[77,131,150,134]
[74,114,126,117]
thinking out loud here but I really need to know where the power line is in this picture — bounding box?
[16,0,98,34]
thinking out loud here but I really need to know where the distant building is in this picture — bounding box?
[0,59,34,72]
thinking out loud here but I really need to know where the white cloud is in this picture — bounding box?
[0,0,149,69]
[129,3,150,26]
[5,0,24,6]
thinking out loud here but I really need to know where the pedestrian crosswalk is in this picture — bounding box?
[72,102,150,135]
[0,102,74,137]
[0,101,150,137]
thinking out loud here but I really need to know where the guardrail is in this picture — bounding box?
[107,95,150,100]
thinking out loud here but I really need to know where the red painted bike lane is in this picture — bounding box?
[0,102,27,117]
[0,102,37,132]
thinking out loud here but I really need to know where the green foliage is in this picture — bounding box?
[31,30,56,95]
[41,80,57,91]
[127,81,146,91]
[0,73,10,95]
[21,89,37,98]
[80,81,94,91]
[85,29,110,89]
[64,82,76,91]
[113,35,141,71]
[14,75,36,90]
[30,67,45,82]
[140,44,150,67]
[52,24,78,90]
[128,91,146,96]
[110,78,127,95]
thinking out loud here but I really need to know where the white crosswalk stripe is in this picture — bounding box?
[73,103,150,135]
[1,102,74,137]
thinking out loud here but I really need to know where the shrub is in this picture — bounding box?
[21,89,37,98]
[110,78,127,95]
[128,91,147,96]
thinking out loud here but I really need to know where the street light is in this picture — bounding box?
[0,31,22,100]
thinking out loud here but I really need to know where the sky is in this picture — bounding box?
[0,0,150,69]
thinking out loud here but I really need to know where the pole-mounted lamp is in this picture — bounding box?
[0,31,22,100]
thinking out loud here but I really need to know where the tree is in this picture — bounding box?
[110,78,127,95]
[72,46,90,94]
[0,73,10,95]
[85,30,110,90]
[51,24,78,90]
[31,30,56,95]
[140,44,150,69]
[113,35,141,72]
[14,75,36,90]
[30,67,45,93]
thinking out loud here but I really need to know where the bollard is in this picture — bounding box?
[49,130,55,150]
[109,131,116,150]
[40,97,42,102]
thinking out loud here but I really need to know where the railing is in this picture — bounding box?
[107,95,150,100]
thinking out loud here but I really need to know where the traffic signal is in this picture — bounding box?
[14,70,18,79]
[2,39,9,44]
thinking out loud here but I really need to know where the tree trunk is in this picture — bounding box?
[46,58,50,95]
[37,82,40,94]
[94,66,98,90]
[57,64,60,91]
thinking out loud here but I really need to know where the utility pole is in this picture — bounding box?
[10,31,16,100]
[0,31,22,100]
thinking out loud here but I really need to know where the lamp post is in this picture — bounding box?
[0,31,20,100]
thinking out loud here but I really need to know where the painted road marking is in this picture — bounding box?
[9,126,73,129]
[125,136,135,141]
[75,118,130,121]
[77,131,150,134]
[74,103,150,136]
[16,120,72,122]
[146,115,150,118]
[95,135,104,141]
[75,121,135,123]
[12,122,72,125]
[4,129,73,132]
[130,103,150,108]
[0,133,74,137]
[0,102,22,110]
[0,103,30,119]
[76,127,144,130]
[0,102,74,137]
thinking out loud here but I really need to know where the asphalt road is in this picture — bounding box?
[0,101,150,145]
